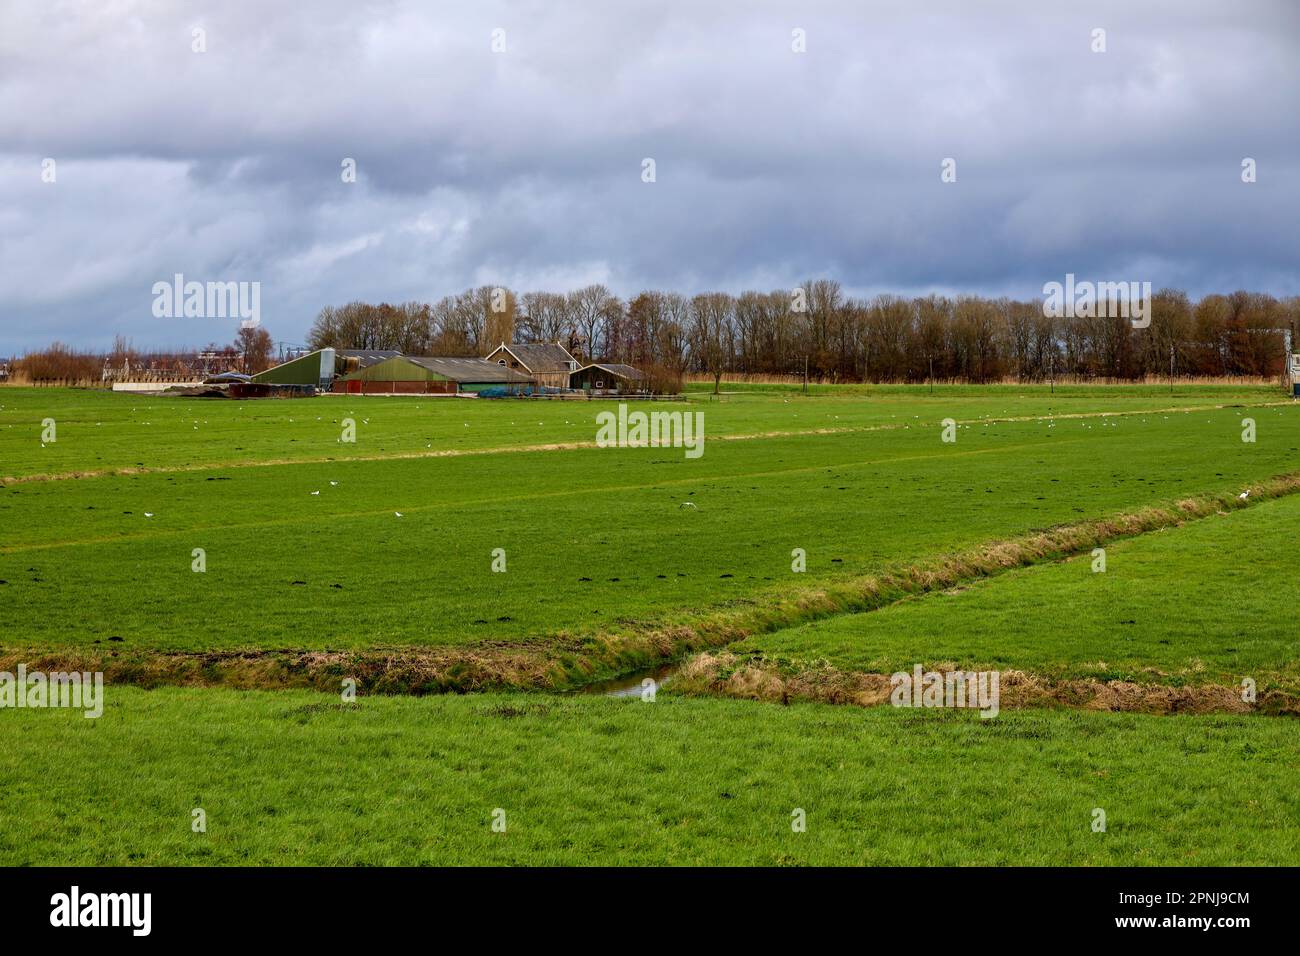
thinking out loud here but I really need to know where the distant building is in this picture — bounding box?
[483,342,580,389]
[252,348,339,389]
[250,347,544,395]
[335,355,534,394]
[570,363,647,394]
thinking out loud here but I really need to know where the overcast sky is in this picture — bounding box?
[1,0,1297,351]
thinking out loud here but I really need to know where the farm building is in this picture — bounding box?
[571,363,647,394]
[483,342,580,389]
[335,355,534,394]
[336,349,405,375]
[251,348,338,388]
[251,348,402,389]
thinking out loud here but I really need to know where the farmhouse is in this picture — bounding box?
[571,363,647,394]
[335,355,534,394]
[484,342,580,389]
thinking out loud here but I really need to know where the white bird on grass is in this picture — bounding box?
[1239,490,1250,500]
[310,491,320,496]
[394,512,404,518]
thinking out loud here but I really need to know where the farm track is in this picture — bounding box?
[1,398,1287,486]
[7,467,1300,715]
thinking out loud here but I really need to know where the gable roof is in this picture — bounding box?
[487,342,576,372]
[575,363,645,381]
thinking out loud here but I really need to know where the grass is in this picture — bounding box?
[1,686,1297,866]
[732,493,1300,696]
[0,383,1282,479]
[3,392,1300,660]
[2,384,1299,866]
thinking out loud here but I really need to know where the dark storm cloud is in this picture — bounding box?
[0,0,1296,349]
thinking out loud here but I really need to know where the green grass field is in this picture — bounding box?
[1,383,1297,865]
[733,493,1300,696]
[0,383,1279,478]
[2,688,1297,865]
[3,387,1297,657]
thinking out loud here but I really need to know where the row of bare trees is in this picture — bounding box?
[307,284,1300,384]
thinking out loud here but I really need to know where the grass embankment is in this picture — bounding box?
[6,470,1300,702]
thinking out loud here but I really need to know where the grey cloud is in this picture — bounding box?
[1,0,1296,350]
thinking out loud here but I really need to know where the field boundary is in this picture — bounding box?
[2,399,1291,486]
[7,468,1300,712]
[669,653,1299,717]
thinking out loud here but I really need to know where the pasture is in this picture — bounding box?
[1,383,1297,865]
[2,688,1297,866]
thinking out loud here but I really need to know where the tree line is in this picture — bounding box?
[307,283,1300,385]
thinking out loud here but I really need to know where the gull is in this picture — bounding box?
[144,512,154,517]
[329,481,339,486]
[310,491,320,496]
[394,511,404,518]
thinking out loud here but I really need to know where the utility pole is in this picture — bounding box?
[1169,342,1175,395]
[928,356,934,395]
[803,355,808,394]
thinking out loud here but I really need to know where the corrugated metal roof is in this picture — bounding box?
[338,349,404,368]
[408,356,534,383]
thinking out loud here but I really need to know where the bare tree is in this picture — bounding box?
[234,324,274,374]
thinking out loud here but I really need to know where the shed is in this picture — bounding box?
[570,363,646,394]
[251,348,337,388]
